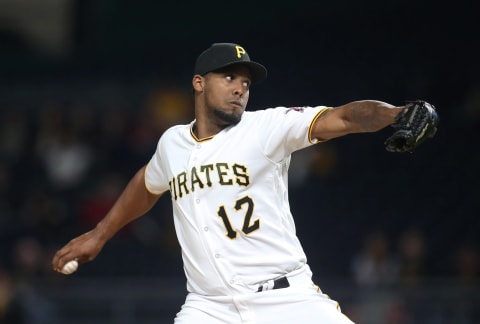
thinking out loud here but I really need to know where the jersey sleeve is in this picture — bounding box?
[257,106,329,162]
[144,137,170,195]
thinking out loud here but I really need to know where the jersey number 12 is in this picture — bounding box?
[217,196,259,239]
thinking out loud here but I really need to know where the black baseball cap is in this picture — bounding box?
[194,43,267,84]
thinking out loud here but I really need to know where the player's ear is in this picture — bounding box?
[192,75,204,92]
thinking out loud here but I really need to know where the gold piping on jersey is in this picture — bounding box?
[190,123,214,142]
[308,107,331,144]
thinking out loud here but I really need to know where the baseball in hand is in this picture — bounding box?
[61,259,78,275]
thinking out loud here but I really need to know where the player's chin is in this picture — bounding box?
[214,109,242,125]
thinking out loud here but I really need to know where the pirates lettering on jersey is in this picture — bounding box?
[169,162,250,200]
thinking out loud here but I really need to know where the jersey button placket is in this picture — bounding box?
[189,143,205,242]
[191,142,226,284]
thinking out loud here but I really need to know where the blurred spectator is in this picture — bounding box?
[350,232,409,324]
[0,162,14,228]
[351,230,400,287]
[39,129,93,191]
[18,189,69,238]
[0,269,20,324]
[445,243,480,324]
[12,237,45,280]
[65,101,97,143]
[34,101,93,191]
[385,299,410,324]
[397,227,428,286]
[96,106,131,171]
[79,172,127,232]
[145,87,194,133]
[289,143,339,189]
[0,107,29,163]
[452,244,479,285]
[463,84,480,133]
[0,237,60,324]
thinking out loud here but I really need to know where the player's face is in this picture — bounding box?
[203,65,251,126]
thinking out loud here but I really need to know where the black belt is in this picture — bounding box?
[257,276,290,292]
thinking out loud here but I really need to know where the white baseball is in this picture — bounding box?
[61,260,78,275]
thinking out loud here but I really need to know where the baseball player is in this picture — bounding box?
[52,43,438,323]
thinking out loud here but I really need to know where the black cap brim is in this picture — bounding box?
[213,61,267,85]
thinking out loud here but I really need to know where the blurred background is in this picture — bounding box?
[0,0,479,323]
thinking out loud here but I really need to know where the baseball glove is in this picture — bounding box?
[385,100,439,153]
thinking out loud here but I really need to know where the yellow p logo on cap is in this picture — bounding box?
[235,46,246,58]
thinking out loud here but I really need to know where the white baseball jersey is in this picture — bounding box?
[145,106,328,296]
